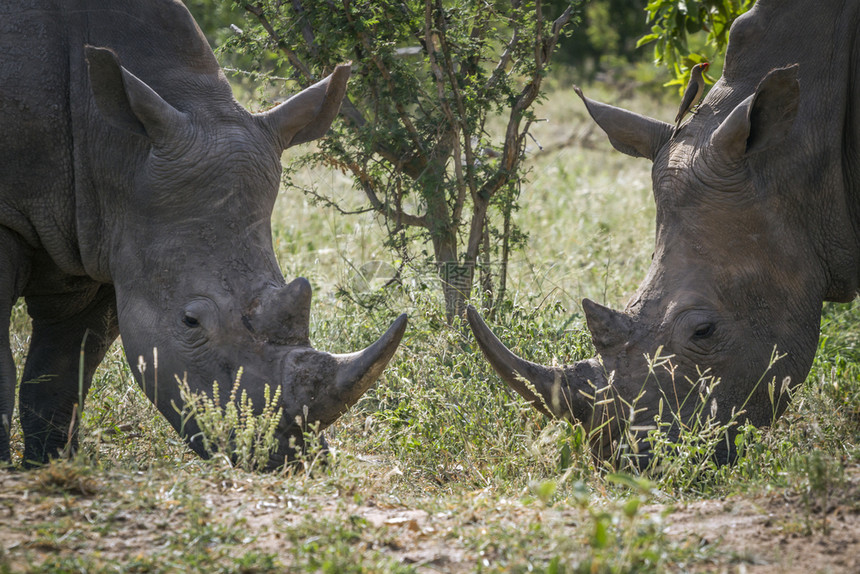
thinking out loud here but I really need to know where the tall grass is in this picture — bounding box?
[176,371,284,472]
[3,82,859,571]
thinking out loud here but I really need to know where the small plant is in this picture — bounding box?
[790,450,845,535]
[36,459,101,496]
[564,475,682,572]
[601,346,791,492]
[175,369,283,472]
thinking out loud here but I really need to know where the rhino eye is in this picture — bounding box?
[692,323,715,339]
[183,299,216,330]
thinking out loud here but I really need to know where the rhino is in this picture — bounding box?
[468,0,859,465]
[0,0,407,469]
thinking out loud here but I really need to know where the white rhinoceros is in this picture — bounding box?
[469,0,858,465]
[0,0,406,468]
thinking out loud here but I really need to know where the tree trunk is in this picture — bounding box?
[435,241,472,323]
[479,216,493,312]
[421,134,474,323]
[427,202,470,322]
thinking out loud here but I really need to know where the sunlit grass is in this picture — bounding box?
[2,83,859,572]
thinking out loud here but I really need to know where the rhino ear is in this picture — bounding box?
[573,85,673,161]
[710,65,799,159]
[257,64,351,151]
[85,45,188,142]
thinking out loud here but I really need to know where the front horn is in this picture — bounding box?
[466,306,605,427]
[284,314,408,429]
[331,313,408,410]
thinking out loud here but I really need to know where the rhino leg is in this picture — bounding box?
[19,282,118,466]
[0,228,31,463]
[0,320,14,464]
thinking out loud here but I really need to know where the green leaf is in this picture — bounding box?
[606,472,655,494]
[636,33,660,48]
[639,0,758,83]
[622,497,642,519]
[532,479,557,505]
[592,513,611,549]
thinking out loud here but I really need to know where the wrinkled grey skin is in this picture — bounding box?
[0,0,406,469]
[469,0,860,465]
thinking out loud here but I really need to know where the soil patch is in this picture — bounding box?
[1,466,858,572]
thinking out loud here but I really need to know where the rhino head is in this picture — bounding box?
[83,47,406,468]
[469,63,831,466]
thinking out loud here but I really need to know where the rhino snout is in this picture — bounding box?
[278,313,409,432]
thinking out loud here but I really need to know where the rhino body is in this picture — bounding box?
[470,0,860,464]
[0,0,406,468]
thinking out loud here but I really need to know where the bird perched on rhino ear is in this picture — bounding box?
[672,62,709,137]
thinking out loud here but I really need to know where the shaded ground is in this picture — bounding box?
[1,461,858,572]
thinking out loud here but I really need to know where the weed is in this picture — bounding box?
[35,459,100,496]
[175,370,283,472]
[790,450,845,534]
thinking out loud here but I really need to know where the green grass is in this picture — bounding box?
[2,82,859,572]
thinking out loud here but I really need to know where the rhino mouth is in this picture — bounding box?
[279,313,408,430]
[174,313,407,470]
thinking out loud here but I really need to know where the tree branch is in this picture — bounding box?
[240,2,314,80]
[295,186,376,216]
[342,0,427,156]
[290,0,319,58]
[467,3,574,263]
[330,157,427,229]
[486,27,518,93]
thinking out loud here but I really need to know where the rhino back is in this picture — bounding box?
[0,0,237,280]
[679,0,860,300]
[0,1,74,264]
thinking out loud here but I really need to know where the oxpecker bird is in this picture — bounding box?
[673,62,709,137]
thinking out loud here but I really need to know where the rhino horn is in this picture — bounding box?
[329,313,408,412]
[287,313,407,431]
[573,85,672,161]
[258,64,352,150]
[466,306,605,426]
[582,298,634,353]
[277,277,313,322]
[250,278,313,346]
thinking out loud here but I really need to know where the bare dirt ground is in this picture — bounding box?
[658,492,860,573]
[1,463,858,572]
